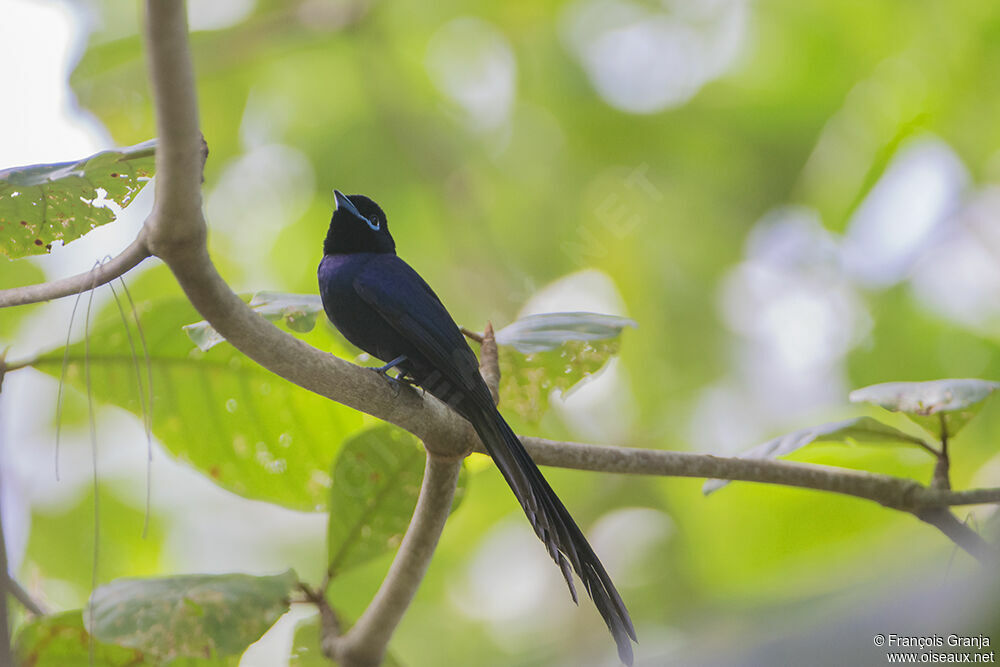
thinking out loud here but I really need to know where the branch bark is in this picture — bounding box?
[915,508,996,566]
[6,575,46,617]
[516,437,1000,511]
[0,235,150,308]
[325,455,461,667]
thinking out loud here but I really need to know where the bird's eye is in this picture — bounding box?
[365,216,380,231]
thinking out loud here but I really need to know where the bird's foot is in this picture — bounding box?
[374,355,407,377]
[371,355,417,396]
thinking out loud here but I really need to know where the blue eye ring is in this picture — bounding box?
[365,216,380,231]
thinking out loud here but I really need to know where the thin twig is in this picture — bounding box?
[459,326,483,344]
[6,576,46,617]
[326,454,461,667]
[299,583,341,645]
[915,508,996,566]
[932,413,951,490]
[479,321,499,405]
[515,437,1000,511]
[0,235,151,308]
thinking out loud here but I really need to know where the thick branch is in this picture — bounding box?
[143,0,206,257]
[326,455,462,667]
[0,235,150,308]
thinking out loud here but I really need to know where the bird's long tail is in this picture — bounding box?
[466,397,637,665]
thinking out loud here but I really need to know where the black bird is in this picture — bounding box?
[318,191,636,664]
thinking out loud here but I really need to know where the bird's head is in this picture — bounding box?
[323,191,395,255]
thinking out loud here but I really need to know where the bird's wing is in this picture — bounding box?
[352,255,484,395]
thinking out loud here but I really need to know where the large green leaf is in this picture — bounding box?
[32,297,365,511]
[13,609,236,666]
[848,379,1000,439]
[85,571,297,662]
[327,425,467,577]
[703,417,929,494]
[0,140,155,258]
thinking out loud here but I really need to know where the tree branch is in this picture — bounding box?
[0,235,150,308]
[915,508,996,566]
[517,437,1000,511]
[6,575,46,617]
[325,454,462,667]
[478,322,499,404]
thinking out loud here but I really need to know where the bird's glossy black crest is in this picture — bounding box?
[323,191,395,255]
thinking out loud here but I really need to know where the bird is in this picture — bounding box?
[318,191,636,664]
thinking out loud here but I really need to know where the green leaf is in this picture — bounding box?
[32,296,365,511]
[494,312,638,354]
[848,379,1000,439]
[289,615,404,667]
[703,416,929,494]
[14,610,145,667]
[185,292,325,351]
[0,258,44,341]
[327,425,425,577]
[494,312,636,422]
[0,140,155,259]
[327,425,466,577]
[85,571,298,662]
[12,610,237,666]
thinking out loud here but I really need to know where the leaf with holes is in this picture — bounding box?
[85,571,297,662]
[0,140,155,258]
[326,425,467,577]
[703,416,929,494]
[849,379,1000,439]
[32,296,365,511]
[495,312,636,423]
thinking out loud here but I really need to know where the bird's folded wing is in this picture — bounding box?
[352,255,483,394]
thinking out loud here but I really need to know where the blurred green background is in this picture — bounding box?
[3,0,1000,665]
